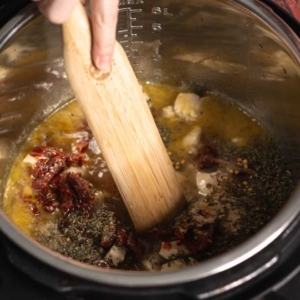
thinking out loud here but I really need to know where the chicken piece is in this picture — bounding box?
[141,253,165,271]
[64,166,86,176]
[23,154,41,166]
[161,259,187,271]
[196,171,218,196]
[161,257,196,271]
[231,137,242,144]
[182,126,201,154]
[161,105,176,119]
[88,137,101,154]
[174,93,202,121]
[105,245,126,267]
[159,241,190,260]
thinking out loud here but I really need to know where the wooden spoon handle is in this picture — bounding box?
[63,3,185,231]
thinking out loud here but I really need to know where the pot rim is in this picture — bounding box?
[0,0,300,288]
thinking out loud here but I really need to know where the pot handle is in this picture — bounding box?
[258,0,300,37]
[0,0,30,27]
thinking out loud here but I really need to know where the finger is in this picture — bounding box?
[90,0,119,71]
[35,0,79,24]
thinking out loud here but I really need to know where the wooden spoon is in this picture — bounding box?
[62,3,185,231]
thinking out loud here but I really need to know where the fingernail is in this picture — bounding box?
[94,56,111,72]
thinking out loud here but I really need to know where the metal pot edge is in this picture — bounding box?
[0,0,300,289]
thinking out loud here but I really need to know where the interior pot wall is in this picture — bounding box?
[119,0,300,174]
[0,14,73,203]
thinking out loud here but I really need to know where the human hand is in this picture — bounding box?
[32,0,119,71]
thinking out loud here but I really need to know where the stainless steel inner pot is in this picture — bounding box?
[0,0,300,292]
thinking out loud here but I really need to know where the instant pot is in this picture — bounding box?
[0,1,300,299]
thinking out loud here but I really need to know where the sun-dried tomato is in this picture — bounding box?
[30,144,84,166]
[197,141,219,170]
[31,145,94,216]
[127,232,142,258]
[115,227,128,247]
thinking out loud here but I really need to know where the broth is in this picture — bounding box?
[3,83,294,271]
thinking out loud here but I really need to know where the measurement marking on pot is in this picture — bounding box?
[150,6,174,59]
[164,8,173,17]
[119,0,144,5]
[153,40,162,60]
[118,7,143,60]
[117,5,173,70]
[152,23,162,32]
[152,6,174,17]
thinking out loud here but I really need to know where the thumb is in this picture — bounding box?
[90,0,119,71]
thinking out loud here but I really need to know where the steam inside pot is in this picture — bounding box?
[3,83,294,271]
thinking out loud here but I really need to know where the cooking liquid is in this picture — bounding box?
[3,83,294,270]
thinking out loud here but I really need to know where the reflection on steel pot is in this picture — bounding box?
[0,0,300,299]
